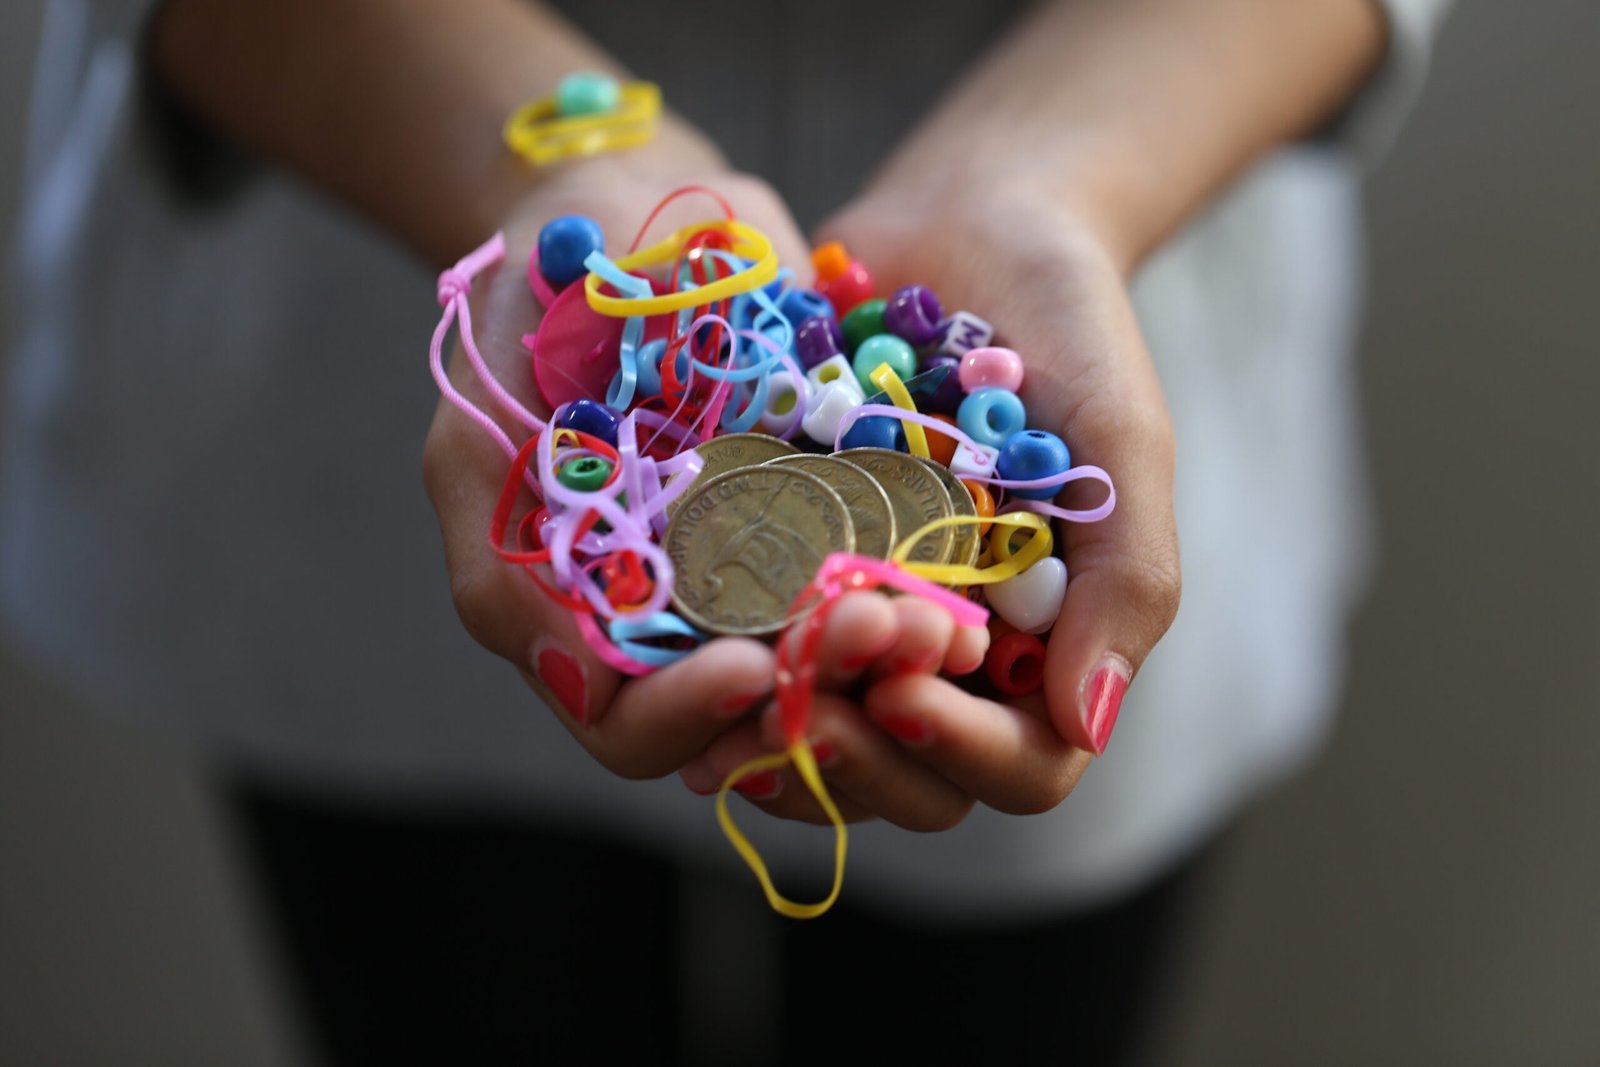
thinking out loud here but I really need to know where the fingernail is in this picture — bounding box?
[733,771,782,800]
[685,777,718,797]
[533,638,588,725]
[839,652,876,671]
[888,650,941,675]
[716,691,765,716]
[809,740,838,767]
[876,712,931,746]
[1082,655,1131,755]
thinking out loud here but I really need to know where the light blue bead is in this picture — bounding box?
[556,71,621,117]
[957,387,1028,450]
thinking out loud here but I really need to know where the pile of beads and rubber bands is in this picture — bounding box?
[427,186,1114,917]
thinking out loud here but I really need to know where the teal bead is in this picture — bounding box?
[557,455,614,492]
[852,334,919,393]
[841,298,888,353]
[556,72,621,117]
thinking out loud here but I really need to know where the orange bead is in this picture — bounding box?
[811,241,851,282]
[962,478,995,535]
[925,414,959,466]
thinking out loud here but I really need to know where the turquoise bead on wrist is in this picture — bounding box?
[556,72,621,117]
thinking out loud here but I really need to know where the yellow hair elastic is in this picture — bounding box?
[503,81,662,166]
[867,364,931,460]
[716,741,847,920]
[583,219,778,318]
[894,511,1053,587]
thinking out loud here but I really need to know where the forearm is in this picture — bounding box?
[150,0,723,266]
[865,0,1387,272]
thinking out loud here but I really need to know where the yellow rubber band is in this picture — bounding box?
[503,82,662,166]
[893,511,1052,586]
[868,365,930,460]
[583,219,778,318]
[715,742,848,920]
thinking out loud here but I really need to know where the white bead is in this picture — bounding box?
[804,354,863,402]
[756,367,807,435]
[802,379,865,447]
[984,555,1067,634]
[936,311,994,358]
[949,439,999,479]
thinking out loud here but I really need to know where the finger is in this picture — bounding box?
[782,591,899,691]
[677,715,876,825]
[943,624,991,676]
[865,596,957,679]
[863,674,1091,816]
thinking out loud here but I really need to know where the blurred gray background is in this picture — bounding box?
[2,1,1597,1064]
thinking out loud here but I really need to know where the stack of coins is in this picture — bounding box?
[664,435,979,636]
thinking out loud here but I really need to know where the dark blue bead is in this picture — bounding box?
[839,415,906,452]
[557,397,621,445]
[537,215,605,289]
[996,429,1072,500]
[795,315,846,371]
[922,355,966,414]
[779,288,834,329]
[884,284,944,346]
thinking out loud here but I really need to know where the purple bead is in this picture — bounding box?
[922,354,967,415]
[884,284,945,346]
[795,315,846,371]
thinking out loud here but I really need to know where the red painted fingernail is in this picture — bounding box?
[809,741,838,767]
[1083,656,1131,755]
[888,650,941,675]
[839,652,876,671]
[877,712,931,746]
[733,771,781,800]
[685,778,718,797]
[533,640,588,725]
[716,692,764,716]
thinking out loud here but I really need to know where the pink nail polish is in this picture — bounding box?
[733,771,781,800]
[684,778,718,797]
[877,712,931,746]
[1083,656,1131,755]
[533,639,588,725]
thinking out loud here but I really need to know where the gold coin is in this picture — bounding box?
[664,465,854,636]
[765,453,898,560]
[834,448,953,565]
[917,457,982,567]
[668,433,800,516]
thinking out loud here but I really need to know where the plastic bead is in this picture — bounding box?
[936,310,994,358]
[804,354,864,401]
[920,354,967,415]
[949,438,999,479]
[556,397,621,445]
[884,284,944,346]
[557,454,615,492]
[851,334,918,393]
[957,387,1027,449]
[813,242,874,316]
[984,630,1047,696]
[925,414,960,467]
[958,346,1025,394]
[812,241,851,282]
[537,214,606,289]
[961,478,995,534]
[779,288,834,330]
[795,315,846,371]
[839,415,905,452]
[556,71,621,117]
[983,556,1067,635]
[996,429,1072,500]
[801,379,866,447]
[841,299,889,353]
[756,367,807,436]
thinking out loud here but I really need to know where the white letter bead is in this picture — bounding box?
[802,379,866,447]
[756,367,807,435]
[804,354,864,402]
[949,439,999,479]
[985,556,1068,634]
[936,311,994,358]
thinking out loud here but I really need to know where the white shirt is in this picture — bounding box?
[0,0,1450,916]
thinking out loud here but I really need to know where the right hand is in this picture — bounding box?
[421,149,816,782]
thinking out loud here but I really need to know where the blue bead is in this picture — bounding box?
[779,288,834,328]
[956,387,1027,449]
[795,315,845,370]
[996,429,1072,500]
[556,397,621,445]
[921,355,966,414]
[538,215,605,288]
[839,415,906,452]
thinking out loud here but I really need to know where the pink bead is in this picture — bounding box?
[958,347,1025,394]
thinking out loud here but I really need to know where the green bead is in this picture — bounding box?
[557,455,615,492]
[556,72,621,117]
[841,298,889,353]
[852,334,919,393]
